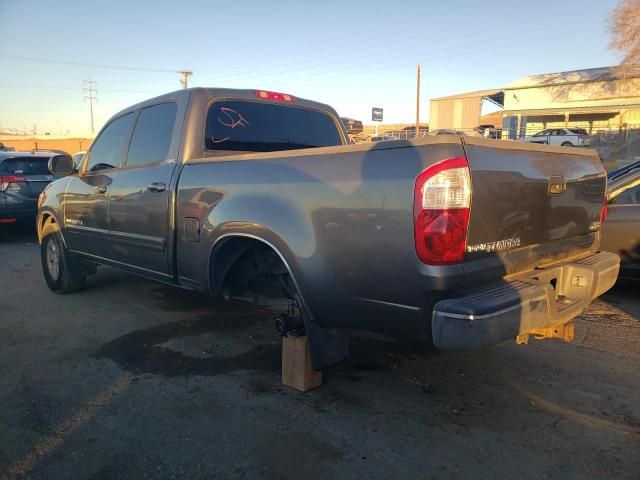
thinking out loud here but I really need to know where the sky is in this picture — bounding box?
[0,0,623,136]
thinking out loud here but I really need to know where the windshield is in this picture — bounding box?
[205,100,342,152]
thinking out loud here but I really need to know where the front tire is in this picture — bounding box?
[41,232,86,293]
[561,141,574,147]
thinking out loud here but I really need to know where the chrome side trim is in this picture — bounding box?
[66,224,108,235]
[355,297,421,311]
[110,230,165,251]
[71,250,174,281]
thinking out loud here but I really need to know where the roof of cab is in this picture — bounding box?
[115,87,338,117]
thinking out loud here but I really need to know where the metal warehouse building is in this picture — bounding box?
[501,66,640,138]
[429,66,640,137]
[429,89,504,132]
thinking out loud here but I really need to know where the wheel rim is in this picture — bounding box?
[46,239,60,280]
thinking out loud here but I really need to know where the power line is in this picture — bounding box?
[0,54,179,73]
[195,28,422,80]
[194,23,564,88]
[0,83,160,93]
[83,79,97,134]
[194,22,521,85]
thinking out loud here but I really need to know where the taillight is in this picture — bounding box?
[255,90,295,102]
[0,175,26,192]
[601,196,608,223]
[414,157,471,265]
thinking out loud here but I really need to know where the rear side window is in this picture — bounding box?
[568,128,588,135]
[85,113,135,172]
[205,100,342,152]
[0,157,50,175]
[126,103,177,167]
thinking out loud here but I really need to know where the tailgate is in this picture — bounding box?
[462,138,606,280]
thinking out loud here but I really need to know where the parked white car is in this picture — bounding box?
[524,128,591,147]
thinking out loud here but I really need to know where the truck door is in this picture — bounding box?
[106,102,180,276]
[65,112,135,257]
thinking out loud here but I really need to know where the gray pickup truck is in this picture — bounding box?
[38,88,619,369]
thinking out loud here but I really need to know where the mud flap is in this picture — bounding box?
[303,317,349,371]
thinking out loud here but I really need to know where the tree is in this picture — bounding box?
[609,0,640,72]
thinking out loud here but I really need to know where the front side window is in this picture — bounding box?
[85,113,135,172]
[533,130,548,137]
[126,103,177,167]
[205,100,342,152]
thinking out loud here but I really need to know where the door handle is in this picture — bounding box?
[147,182,166,193]
[93,185,107,194]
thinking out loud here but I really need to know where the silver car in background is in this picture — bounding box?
[524,128,592,147]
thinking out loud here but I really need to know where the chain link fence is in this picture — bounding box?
[480,123,640,170]
[352,124,640,170]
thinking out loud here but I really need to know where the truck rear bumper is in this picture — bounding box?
[432,251,620,349]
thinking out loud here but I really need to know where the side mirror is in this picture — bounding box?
[48,155,75,176]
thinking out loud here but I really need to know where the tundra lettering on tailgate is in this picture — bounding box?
[466,237,521,253]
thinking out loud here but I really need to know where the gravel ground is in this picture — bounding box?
[1,225,639,480]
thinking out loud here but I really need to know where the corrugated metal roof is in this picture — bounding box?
[501,103,640,115]
[505,65,640,89]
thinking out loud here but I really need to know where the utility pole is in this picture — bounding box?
[416,64,421,137]
[83,79,97,134]
[178,70,193,89]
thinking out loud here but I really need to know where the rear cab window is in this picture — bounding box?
[205,100,343,152]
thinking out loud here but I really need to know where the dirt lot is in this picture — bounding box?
[1,225,639,480]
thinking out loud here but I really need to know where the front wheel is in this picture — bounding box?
[41,232,86,293]
[561,141,574,147]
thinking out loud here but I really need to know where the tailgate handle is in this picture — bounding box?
[548,176,566,195]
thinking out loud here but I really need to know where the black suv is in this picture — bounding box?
[1,151,66,225]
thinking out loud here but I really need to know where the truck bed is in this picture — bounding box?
[177,135,609,340]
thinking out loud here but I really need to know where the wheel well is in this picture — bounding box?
[210,236,295,310]
[38,214,58,243]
